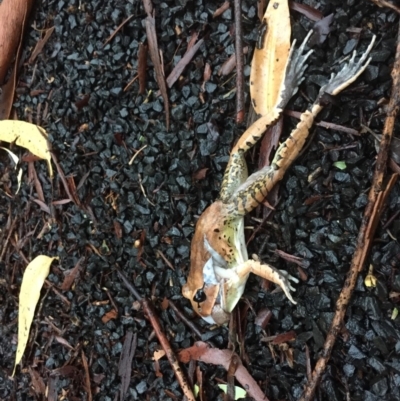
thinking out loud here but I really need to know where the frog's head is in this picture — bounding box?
[182,202,246,325]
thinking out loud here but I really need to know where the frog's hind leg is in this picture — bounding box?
[271,35,376,176]
[232,30,314,157]
[225,35,376,215]
[219,32,313,203]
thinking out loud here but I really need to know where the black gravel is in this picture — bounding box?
[1,1,400,400]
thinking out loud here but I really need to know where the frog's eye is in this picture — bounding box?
[193,289,207,303]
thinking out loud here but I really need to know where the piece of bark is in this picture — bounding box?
[118,331,137,401]
[0,0,33,83]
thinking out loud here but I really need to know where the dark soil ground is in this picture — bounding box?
[1,0,400,400]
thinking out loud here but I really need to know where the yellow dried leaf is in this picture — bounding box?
[364,264,377,288]
[250,0,291,115]
[0,120,53,177]
[153,349,166,361]
[13,255,59,376]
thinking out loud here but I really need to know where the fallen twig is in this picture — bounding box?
[103,15,135,47]
[142,0,170,130]
[29,26,55,63]
[285,109,361,136]
[213,1,230,18]
[368,0,400,14]
[234,0,245,123]
[166,38,204,88]
[167,299,203,339]
[0,210,17,263]
[299,24,400,401]
[116,268,195,401]
[81,350,92,401]
[117,331,137,401]
[138,43,148,94]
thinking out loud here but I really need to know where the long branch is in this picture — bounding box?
[299,25,400,401]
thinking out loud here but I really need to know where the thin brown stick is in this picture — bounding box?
[213,2,230,18]
[299,23,400,401]
[51,152,75,206]
[166,38,204,88]
[0,211,17,263]
[167,299,203,338]
[143,0,170,130]
[284,110,360,136]
[81,350,92,401]
[29,26,55,63]
[369,0,400,14]
[143,299,195,400]
[116,268,195,401]
[103,15,135,47]
[155,249,175,271]
[138,43,148,94]
[233,0,245,123]
[118,332,137,401]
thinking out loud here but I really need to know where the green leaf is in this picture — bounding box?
[333,161,347,170]
[194,384,199,397]
[218,384,247,399]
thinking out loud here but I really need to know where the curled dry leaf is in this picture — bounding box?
[13,255,59,375]
[0,120,53,177]
[0,146,19,167]
[192,167,209,181]
[178,342,268,401]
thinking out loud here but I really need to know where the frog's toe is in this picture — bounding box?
[281,285,297,305]
[278,31,313,107]
[276,271,298,304]
[279,269,299,283]
[319,35,376,97]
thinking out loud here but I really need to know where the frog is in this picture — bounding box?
[182,22,376,324]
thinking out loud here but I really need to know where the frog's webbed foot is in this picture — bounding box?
[278,30,314,108]
[319,35,376,97]
[236,259,299,304]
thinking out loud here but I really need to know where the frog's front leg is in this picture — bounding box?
[220,258,299,304]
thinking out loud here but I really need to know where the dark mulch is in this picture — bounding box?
[1,0,400,400]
